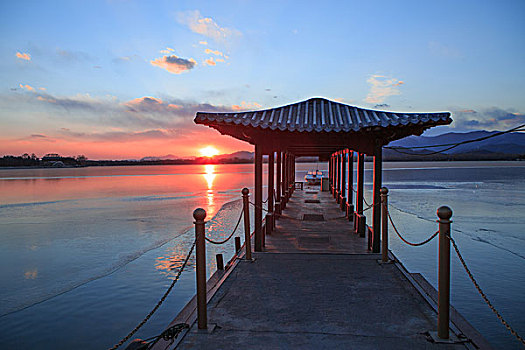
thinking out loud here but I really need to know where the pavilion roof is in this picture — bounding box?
[194,97,452,156]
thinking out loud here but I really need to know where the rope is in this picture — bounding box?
[448,235,525,346]
[109,240,196,350]
[143,323,189,349]
[387,209,438,246]
[205,210,244,245]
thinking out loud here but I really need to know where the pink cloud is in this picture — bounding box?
[150,55,197,74]
[16,52,31,61]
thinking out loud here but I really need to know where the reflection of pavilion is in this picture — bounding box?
[203,164,216,208]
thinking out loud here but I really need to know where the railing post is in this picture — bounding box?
[381,187,389,263]
[242,188,252,260]
[193,208,207,330]
[234,236,241,253]
[437,206,453,339]
[216,253,224,270]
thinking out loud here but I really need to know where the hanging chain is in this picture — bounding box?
[448,235,525,346]
[109,240,196,350]
[204,209,244,245]
[387,208,438,246]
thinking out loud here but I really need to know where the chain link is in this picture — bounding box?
[109,240,196,350]
[205,209,244,245]
[387,208,438,246]
[448,235,525,346]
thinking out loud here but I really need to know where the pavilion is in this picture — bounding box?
[194,97,451,253]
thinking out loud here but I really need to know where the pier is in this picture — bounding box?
[150,184,490,349]
[118,98,507,349]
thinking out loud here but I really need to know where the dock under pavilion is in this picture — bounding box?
[195,97,452,253]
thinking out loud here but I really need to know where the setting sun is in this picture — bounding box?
[199,146,220,158]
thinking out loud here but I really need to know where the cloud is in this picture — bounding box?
[16,52,31,61]
[203,57,216,66]
[365,75,404,104]
[59,128,175,142]
[204,48,224,56]
[19,84,35,91]
[451,107,525,130]
[374,103,390,109]
[150,55,197,74]
[177,10,241,42]
[160,47,175,54]
[124,97,182,113]
[31,134,47,138]
[232,101,262,111]
[199,41,208,45]
[56,49,93,62]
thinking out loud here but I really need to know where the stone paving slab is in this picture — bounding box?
[176,253,466,349]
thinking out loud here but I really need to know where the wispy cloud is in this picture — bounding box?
[160,47,175,54]
[16,52,31,61]
[150,55,197,74]
[365,75,404,104]
[58,128,175,142]
[428,41,461,58]
[452,107,525,130]
[177,10,241,42]
[19,84,35,91]
[56,49,93,62]
[232,101,262,111]
[204,48,224,56]
[199,41,208,45]
[203,57,216,66]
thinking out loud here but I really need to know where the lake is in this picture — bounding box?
[0,162,523,349]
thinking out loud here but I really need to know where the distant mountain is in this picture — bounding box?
[140,154,179,161]
[388,131,525,155]
[215,151,254,160]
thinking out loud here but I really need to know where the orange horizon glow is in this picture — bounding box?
[199,146,220,158]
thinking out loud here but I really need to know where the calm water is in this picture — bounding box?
[0,162,523,349]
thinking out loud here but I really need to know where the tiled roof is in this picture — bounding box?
[195,97,451,133]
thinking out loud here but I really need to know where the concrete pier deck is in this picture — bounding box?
[160,187,489,349]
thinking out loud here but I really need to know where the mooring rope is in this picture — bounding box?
[109,240,196,350]
[448,235,525,346]
[142,323,189,349]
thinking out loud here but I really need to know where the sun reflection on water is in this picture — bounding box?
[203,164,216,213]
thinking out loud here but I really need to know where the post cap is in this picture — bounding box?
[193,208,206,221]
[242,187,249,195]
[437,206,452,220]
[380,187,389,194]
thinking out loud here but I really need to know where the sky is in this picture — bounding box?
[1,0,524,159]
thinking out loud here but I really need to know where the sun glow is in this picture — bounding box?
[199,146,219,157]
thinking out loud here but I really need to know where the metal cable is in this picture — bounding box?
[204,210,244,245]
[109,240,196,350]
[384,124,525,156]
[387,209,438,246]
[448,235,525,346]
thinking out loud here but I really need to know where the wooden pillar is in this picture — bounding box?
[355,152,365,236]
[330,154,334,195]
[372,144,382,253]
[340,150,347,210]
[268,151,275,213]
[276,151,282,203]
[336,151,340,201]
[254,144,263,251]
[347,150,354,217]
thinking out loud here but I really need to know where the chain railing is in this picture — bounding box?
[448,235,525,346]
[381,187,523,345]
[204,209,244,245]
[109,239,196,350]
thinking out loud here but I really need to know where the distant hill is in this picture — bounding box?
[387,131,525,155]
[140,154,180,161]
[215,151,254,160]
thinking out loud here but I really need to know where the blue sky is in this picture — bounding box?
[1,0,524,158]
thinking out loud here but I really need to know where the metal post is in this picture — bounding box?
[437,206,453,339]
[381,187,389,263]
[242,188,252,260]
[216,254,224,270]
[193,208,207,329]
